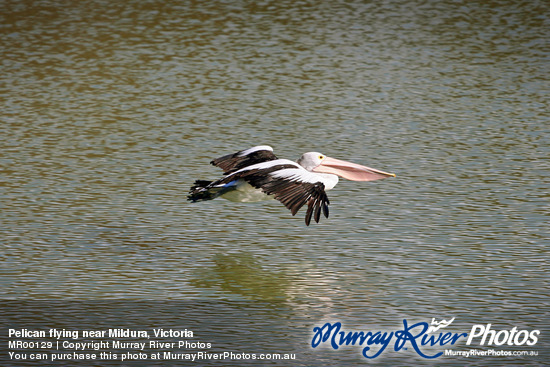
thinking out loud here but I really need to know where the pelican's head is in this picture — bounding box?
[297,152,395,181]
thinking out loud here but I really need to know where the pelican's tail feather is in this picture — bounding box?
[187,180,219,202]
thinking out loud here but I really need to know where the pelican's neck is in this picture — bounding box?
[315,173,339,190]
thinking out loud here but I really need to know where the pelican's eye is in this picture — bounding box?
[318,155,324,160]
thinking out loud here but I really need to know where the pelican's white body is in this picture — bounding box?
[220,180,271,202]
[213,158,340,202]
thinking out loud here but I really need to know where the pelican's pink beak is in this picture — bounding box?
[312,156,396,181]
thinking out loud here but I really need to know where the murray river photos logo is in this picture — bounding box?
[311,318,540,359]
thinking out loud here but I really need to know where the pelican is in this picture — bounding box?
[188,145,395,225]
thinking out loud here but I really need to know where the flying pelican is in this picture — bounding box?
[188,145,395,225]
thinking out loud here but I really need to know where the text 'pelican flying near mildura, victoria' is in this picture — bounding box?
[188,146,395,225]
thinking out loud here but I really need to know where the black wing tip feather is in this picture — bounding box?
[303,191,330,226]
[272,184,329,226]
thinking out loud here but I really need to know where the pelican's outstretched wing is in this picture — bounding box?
[208,160,330,225]
[245,166,330,226]
[210,145,278,174]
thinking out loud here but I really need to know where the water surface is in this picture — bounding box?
[1,0,548,365]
